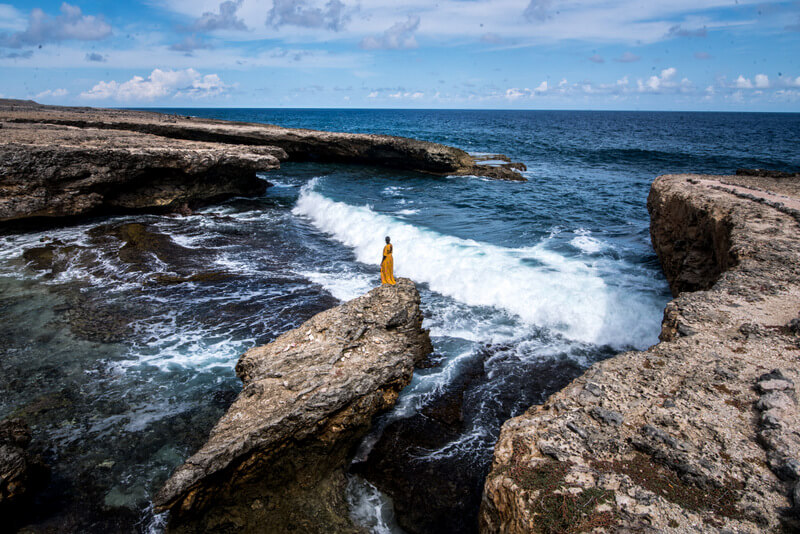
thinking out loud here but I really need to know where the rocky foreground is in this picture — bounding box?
[153,278,432,533]
[0,99,524,223]
[481,173,800,532]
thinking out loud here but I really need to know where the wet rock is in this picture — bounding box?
[736,168,800,179]
[0,419,49,511]
[153,278,432,533]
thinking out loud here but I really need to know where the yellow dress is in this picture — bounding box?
[381,244,396,285]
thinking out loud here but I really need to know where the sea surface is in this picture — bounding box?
[1,110,798,533]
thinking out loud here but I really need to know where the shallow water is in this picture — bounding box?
[1,109,798,532]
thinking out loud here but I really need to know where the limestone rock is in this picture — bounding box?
[481,173,800,533]
[153,278,432,533]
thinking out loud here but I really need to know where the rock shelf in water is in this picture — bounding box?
[153,278,432,533]
[0,99,526,223]
[480,173,800,533]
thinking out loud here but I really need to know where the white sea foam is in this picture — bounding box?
[292,179,661,348]
[298,270,374,302]
[569,228,606,255]
[395,209,419,216]
[346,475,405,534]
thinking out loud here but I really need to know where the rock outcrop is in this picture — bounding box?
[153,278,432,533]
[0,418,48,511]
[480,173,800,533]
[0,119,281,222]
[0,101,524,224]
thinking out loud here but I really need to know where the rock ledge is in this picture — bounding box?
[154,278,432,533]
[480,173,800,533]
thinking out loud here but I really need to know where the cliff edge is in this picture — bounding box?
[480,173,800,533]
[153,278,432,533]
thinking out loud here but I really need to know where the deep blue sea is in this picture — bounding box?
[1,110,798,533]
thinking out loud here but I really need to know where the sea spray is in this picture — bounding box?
[293,178,661,349]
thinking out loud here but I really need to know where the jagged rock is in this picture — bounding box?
[0,120,281,222]
[0,418,48,511]
[153,278,432,533]
[481,173,800,533]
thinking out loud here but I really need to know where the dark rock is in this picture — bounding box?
[0,419,49,512]
[736,169,800,179]
[590,407,624,426]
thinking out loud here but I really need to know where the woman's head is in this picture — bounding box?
[385,236,391,244]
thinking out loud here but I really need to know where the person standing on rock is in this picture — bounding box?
[381,236,396,285]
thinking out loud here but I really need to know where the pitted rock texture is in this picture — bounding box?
[480,174,800,533]
[0,99,526,199]
[153,278,432,533]
[0,119,281,222]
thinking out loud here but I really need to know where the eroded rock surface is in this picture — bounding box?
[153,278,432,533]
[480,174,800,533]
[0,119,281,222]
[0,101,525,222]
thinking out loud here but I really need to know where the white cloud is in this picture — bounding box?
[35,88,68,99]
[360,15,420,50]
[388,91,423,99]
[754,74,769,88]
[80,68,231,101]
[638,67,684,92]
[734,75,753,89]
[524,0,554,22]
[534,81,548,93]
[1,2,111,48]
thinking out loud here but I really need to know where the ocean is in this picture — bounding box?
[1,109,798,533]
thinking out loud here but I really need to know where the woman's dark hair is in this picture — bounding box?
[385,236,391,243]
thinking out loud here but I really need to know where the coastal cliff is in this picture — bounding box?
[153,278,432,533]
[0,99,526,224]
[480,173,800,532]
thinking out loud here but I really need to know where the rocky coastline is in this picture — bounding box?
[480,172,800,532]
[0,99,525,225]
[153,278,432,533]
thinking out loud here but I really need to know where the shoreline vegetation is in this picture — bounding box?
[1,101,799,532]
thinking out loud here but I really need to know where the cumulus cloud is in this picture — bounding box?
[734,75,753,89]
[81,68,231,101]
[589,54,604,63]
[85,52,106,62]
[36,88,67,99]
[170,35,211,53]
[735,74,770,89]
[189,0,247,32]
[524,0,554,22]
[637,67,692,93]
[388,91,424,99]
[615,51,640,63]
[360,15,420,50]
[666,24,707,38]
[267,0,349,31]
[0,3,111,48]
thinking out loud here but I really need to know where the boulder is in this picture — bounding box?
[153,278,432,533]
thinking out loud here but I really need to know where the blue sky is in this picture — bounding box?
[0,0,798,110]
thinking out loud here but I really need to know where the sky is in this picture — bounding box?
[0,0,798,110]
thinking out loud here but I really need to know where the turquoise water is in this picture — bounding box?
[1,110,798,532]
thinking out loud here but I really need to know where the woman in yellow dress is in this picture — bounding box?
[380,236,396,285]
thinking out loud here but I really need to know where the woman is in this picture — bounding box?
[380,236,396,285]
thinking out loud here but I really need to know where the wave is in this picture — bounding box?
[292,179,662,348]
